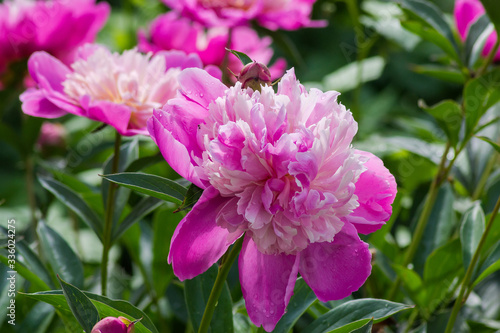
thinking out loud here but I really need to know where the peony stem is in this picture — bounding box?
[198,236,244,333]
[388,141,451,300]
[221,27,234,86]
[101,131,122,296]
[444,194,500,333]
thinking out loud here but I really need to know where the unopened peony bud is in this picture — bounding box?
[237,61,272,91]
[91,316,136,333]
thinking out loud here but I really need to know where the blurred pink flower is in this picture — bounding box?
[148,68,396,331]
[91,316,135,333]
[20,44,221,136]
[454,0,500,61]
[0,0,109,83]
[161,0,326,30]
[138,12,286,80]
[37,122,66,149]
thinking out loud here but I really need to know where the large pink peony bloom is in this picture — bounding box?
[148,68,396,331]
[0,0,109,82]
[162,0,326,30]
[455,0,500,61]
[138,12,286,80]
[20,44,221,136]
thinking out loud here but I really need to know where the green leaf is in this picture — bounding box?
[423,239,463,312]
[460,203,486,270]
[472,240,500,288]
[184,264,233,333]
[17,302,55,333]
[38,221,84,288]
[273,278,318,333]
[479,0,500,35]
[101,172,187,205]
[0,254,50,290]
[39,176,103,240]
[400,0,459,58]
[112,196,163,240]
[175,183,204,212]
[464,14,494,68]
[412,65,466,84]
[24,290,159,333]
[125,153,164,172]
[227,49,253,66]
[401,21,459,62]
[421,99,462,147]
[349,319,374,333]
[101,139,139,225]
[22,116,43,153]
[58,276,100,333]
[322,56,386,93]
[392,265,427,311]
[414,183,456,274]
[304,299,412,333]
[327,319,371,333]
[476,135,500,153]
[463,68,500,137]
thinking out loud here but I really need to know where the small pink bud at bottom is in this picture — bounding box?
[237,61,272,91]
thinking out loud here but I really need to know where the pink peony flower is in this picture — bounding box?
[91,316,135,333]
[138,12,286,81]
[20,44,221,136]
[161,0,326,30]
[454,0,500,61]
[0,0,109,83]
[148,68,397,331]
[37,121,66,148]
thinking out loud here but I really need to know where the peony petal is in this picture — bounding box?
[346,150,397,234]
[20,89,69,119]
[27,51,71,94]
[85,101,132,136]
[168,186,244,280]
[299,222,371,301]
[239,235,300,332]
[178,68,227,108]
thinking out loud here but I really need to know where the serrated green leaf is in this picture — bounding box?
[304,299,412,333]
[38,221,84,288]
[184,264,233,333]
[460,203,486,270]
[273,278,317,333]
[101,172,187,204]
[58,276,100,333]
[39,176,103,240]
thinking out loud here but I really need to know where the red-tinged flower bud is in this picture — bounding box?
[91,316,136,333]
[237,61,272,91]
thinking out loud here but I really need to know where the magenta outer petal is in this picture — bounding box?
[147,107,208,189]
[85,101,132,136]
[20,89,69,119]
[168,186,244,281]
[27,51,70,94]
[346,150,397,234]
[177,68,227,108]
[299,222,371,302]
[239,235,300,332]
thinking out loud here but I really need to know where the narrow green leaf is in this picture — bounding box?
[125,153,164,172]
[392,265,427,310]
[460,203,486,270]
[101,172,187,204]
[464,15,494,68]
[476,136,500,153]
[175,183,203,212]
[304,299,412,333]
[227,49,253,66]
[0,254,50,290]
[423,239,463,312]
[472,240,500,288]
[349,319,374,333]
[58,276,100,333]
[24,290,159,333]
[479,0,500,35]
[39,176,103,240]
[412,65,466,84]
[421,100,462,147]
[273,278,317,333]
[38,221,84,288]
[184,264,233,333]
[112,196,163,240]
[16,302,55,333]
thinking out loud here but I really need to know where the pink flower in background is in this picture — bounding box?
[148,68,396,331]
[20,44,221,136]
[138,12,286,80]
[454,0,500,61]
[0,0,109,83]
[37,122,66,149]
[162,0,326,30]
